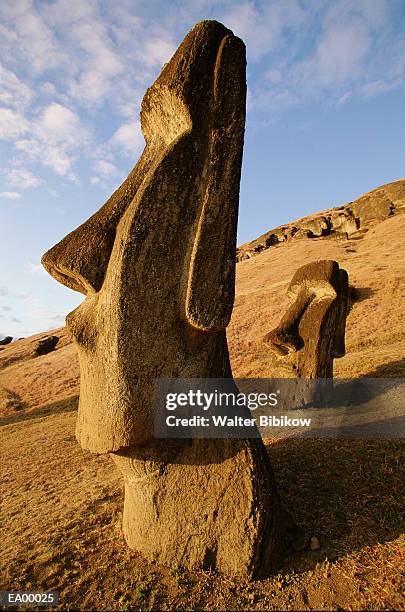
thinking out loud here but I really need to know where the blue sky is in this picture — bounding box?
[0,0,404,337]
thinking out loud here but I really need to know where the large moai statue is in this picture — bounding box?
[42,21,286,578]
[263,260,349,404]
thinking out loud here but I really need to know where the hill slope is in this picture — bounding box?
[1,180,404,418]
[1,181,404,611]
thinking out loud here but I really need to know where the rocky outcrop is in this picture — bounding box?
[42,21,286,578]
[0,336,13,346]
[33,335,59,356]
[237,180,405,261]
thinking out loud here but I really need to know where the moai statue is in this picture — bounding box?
[263,260,349,404]
[42,21,286,578]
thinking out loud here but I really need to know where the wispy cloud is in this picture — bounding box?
[26,261,46,275]
[110,120,144,157]
[0,107,28,139]
[0,191,21,199]
[222,0,306,61]
[0,1,67,73]
[5,167,43,189]
[0,64,33,108]
[0,0,404,196]
[15,103,90,179]
[0,0,173,190]
[246,0,405,117]
[31,306,65,324]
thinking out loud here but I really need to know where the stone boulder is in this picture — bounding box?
[33,335,59,356]
[0,336,13,346]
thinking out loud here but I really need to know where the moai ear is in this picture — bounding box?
[185,35,246,332]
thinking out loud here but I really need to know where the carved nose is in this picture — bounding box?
[41,162,148,295]
[41,217,116,295]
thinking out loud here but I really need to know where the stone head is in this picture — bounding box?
[42,21,246,453]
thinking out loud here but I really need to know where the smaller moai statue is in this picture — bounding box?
[263,260,349,404]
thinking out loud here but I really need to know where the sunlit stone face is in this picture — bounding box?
[42,21,246,453]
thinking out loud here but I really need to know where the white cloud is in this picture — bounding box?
[248,0,404,116]
[1,0,404,194]
[0,191,21,199]
[89,158,120,186]
[26,261,46,275]
[222,0,306,61]
[360,78,402,98]
[37,103,82,145]
[0,64,33,108]
[93,159,118,177]
[324,0,389,30]
[142,37,176,68]
[110,120,143,156]
[0,98,90,183]
[286,15,372,95]
[265,69,282,84]
[336,91,352,106]
[31,306,65,323]
[15,103,90,177]
[44,2,124,106]
[0,0,66,73]
[5,167,43,189]
[316,19,371,85]
[0,108,28,139]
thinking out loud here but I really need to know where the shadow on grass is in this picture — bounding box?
[348,286,375,312]
[362,358,405,378]
[0,394,78,427]
[268,437,404,574]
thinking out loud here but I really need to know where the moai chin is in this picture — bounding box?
[42,21,286,578]
[263,260,349,404]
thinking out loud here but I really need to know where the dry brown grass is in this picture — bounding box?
[229,214,405,380]
[1,213,404,610]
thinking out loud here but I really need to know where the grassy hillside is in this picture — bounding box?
[1,184,404,611]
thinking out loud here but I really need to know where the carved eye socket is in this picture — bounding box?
[141,85,192,146]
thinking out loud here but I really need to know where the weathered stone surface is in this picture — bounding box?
[33,335,59,356]
[263,260,349,402]
[113,437,285,577]
[42,20,286,578]
[291,228,314,240]
[0,336,12,346]
[330,210,358,235]
[237,179,405,261]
